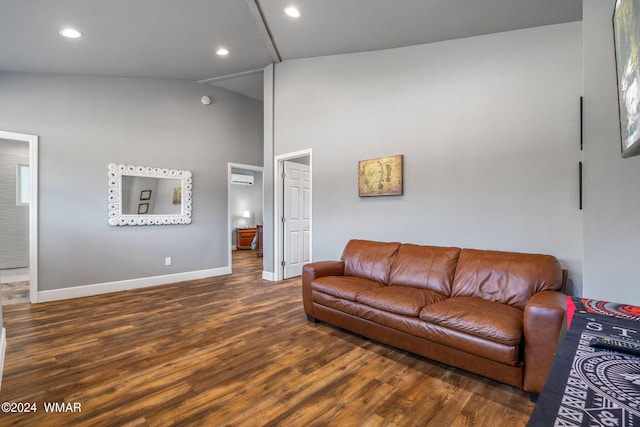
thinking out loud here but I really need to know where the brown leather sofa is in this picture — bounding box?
[302,239,567,394]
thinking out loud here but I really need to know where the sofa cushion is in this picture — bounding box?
[419,297,523,346]
[389,244,461,296]
[311,276,384,301]
[451,249,562,310]
[356,286,448,317]
[311,294,521,366]
[341,240,401,284]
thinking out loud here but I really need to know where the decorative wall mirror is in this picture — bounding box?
[108,163,192,226]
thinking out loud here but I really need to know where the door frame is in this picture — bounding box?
[227,162,264,272]
[273,149,312,281]
[0,131,38,303]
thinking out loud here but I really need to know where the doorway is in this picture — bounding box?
[274,149,312,280]
[0,131,38,304]
[228,163,264,272]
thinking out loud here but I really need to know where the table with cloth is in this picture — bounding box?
[527,297,640,426]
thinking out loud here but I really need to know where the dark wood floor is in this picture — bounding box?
[0,250,534,426]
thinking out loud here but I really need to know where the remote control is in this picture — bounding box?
[590,337,640,357]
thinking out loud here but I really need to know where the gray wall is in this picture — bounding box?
[5,9,636,305]
[0,139,29,269]
[0,72,262,291]
[273,22,584,293]
[583,0,640,304]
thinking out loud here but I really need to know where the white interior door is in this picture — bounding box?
[283,160,311,279]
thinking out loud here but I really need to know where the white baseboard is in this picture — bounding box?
[0,327,6,391]
[0,268,29,284]
[36,266,231,303]
[262,271,275,281]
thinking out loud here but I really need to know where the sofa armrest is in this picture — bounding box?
[523,290,567,394]
[302,261,345,318]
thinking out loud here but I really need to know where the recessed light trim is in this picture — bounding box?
[59,27,83,39]
[284,7,301,18]
[216,48,229,56]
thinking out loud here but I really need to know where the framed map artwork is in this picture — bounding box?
[358,155,403,197]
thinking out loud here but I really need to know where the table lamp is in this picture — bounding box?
[242,210,251,227]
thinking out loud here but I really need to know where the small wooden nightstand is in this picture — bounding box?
[236,227,257,250]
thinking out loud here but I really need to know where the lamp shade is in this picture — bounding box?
[242,210,251,219]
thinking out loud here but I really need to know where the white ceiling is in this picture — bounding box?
[0,0,582,100]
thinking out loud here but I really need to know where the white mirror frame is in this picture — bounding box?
[108,163,192,226]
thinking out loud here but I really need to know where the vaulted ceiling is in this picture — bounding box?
[0,0,582,100]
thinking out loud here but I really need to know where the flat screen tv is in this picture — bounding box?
[614,0,640,158]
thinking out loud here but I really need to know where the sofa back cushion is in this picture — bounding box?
[389,244,461,296]
[451,249,562,310]
[341,240,401,284]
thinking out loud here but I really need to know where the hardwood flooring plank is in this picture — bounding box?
[0,250,535,426]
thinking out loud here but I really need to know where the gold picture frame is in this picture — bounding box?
[358,155,403,197]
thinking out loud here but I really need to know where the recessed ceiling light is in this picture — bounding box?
[59,27,83,39]
[284,7,301,18]
[216,48,229,56]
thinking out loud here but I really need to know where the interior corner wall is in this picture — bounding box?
[273,22,584,293]
[583,0,640,305]
[0,72,263,292]
[262,64,275,276]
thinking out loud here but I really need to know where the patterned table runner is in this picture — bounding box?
[527,297,640,426]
